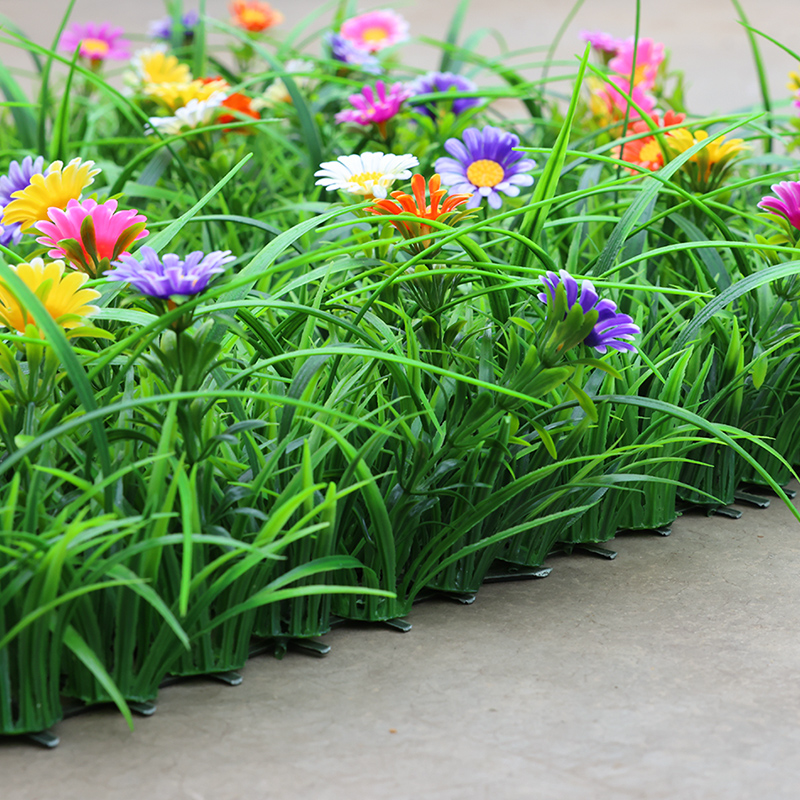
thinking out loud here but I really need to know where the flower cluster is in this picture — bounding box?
[613,110,686,172]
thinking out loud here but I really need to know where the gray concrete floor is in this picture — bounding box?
[2,491,800,799]
[3,1,800,797]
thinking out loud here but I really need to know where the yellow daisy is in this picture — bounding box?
[1,158,101,231]
[132,46,192,85]
[0,258,101,335]
[144,79,228,110]
[665,128,748,192]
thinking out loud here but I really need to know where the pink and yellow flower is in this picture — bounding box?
[58,22,131,62]
[1,158,101,232]
[340,10,409,53]
[335,80,411,137]
[609,37,665,90]
[230,0,283,32]
[35,199,148,278]
[0,258,100,336]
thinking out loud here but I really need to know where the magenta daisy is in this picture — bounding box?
[434,125,536,210]
[58,22,131,62]
[339,10,409,53]
[335,80,411,138]
[35,198,148,278]
[758,181,800,230]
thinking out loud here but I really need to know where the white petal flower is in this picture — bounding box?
[314,152,419,199]
[145,92,228,136]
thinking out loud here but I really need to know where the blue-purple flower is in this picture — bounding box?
[435,126,535,210]
[538,269,640,354]
[106,246,235,299]
[326,32,382,74]
[0,155,47,246]
[407,71,481,119]
[149,10,200,42]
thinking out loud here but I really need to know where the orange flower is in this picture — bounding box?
[369,174,473,253]
[614,110,686,173]
[230,0,283,32]
[200,77,259,127]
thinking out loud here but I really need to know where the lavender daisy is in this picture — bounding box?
[149,10,200,42]
[407,71,481,119]
[758,181,800,230]
[434,126,536,210]
[0,155,47,246]
[326,32,382,74]
[106,246,235,299]
[538,269,640,354]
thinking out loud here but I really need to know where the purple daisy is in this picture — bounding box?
[537,269,640,354]
[757,181,800,230]
[0,155,47,247]
[106,246,235,299]
[434,125,536,210]
[148,10,200,42]
[335,80,411,136]
[58,22,131,62]
[407,71,481,119]
[326,32,382,74]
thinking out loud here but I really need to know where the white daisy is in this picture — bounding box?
[314,152,419,199]
[145,92,228,136]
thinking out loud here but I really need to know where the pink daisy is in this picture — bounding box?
[35,198,148,277]
[340,10,409,53]
[58,22,131,62]
[580,30,622,56]
[609,37,665,90]
[335,80,411,137]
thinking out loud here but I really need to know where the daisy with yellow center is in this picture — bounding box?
[665,128,748,192]
[0,258,101,335]
[1,158,101,232]
[315,152,419,200]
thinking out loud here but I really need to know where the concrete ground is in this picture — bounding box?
[2,491,800,799]
[3,0,800,797]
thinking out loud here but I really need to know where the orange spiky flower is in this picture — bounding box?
[369,173,473,254]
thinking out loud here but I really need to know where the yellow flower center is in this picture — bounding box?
[361,26,389,44]
[466,159,504,188]
[240,8,267,27]
[351,171,384,190]
[81,38,110,58]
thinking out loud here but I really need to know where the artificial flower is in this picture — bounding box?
[0,156,47,246]
[339,10,409,53]
[580,30,622,58]
[368,173,473,253]
[609,37,665,90]
[0,258,101,335]
[106,246,235,299]
[407,71,482,119]
[665,128,748,191]
[145,93,228,135]
[435,125,536,210]
[255,59,315,108]
[58,22,131,62]
[335,80,412,137]
[1,158,101,232]
[588,74,656,128]
[128,45,192,87]
[758,182,800,230]
[326,32,382,74]
[144,78,228,111]
[34,198,148,277]
[538,269,640,354]
[315,152,419,199]
[613,110,686,172]
[230,0,283,32]
[149,10,200,42]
